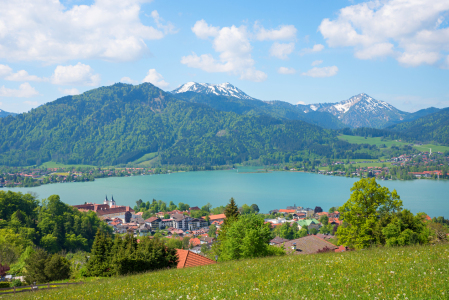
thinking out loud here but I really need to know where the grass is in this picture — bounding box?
[133,152,158,165]
[12,243,449,299]
[338,135,449,152]
[38,161,97,169]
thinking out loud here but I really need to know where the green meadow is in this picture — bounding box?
[13,243,449,300]
[338,135,449,152]
[38,161,97,169]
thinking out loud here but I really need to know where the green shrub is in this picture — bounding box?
[10,279,22,287]
[0,282,10,288]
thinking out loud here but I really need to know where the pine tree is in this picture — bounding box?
[44,254,71,281]
[86,229,113,277]
[24,249,48,284]
[224,197,239,221]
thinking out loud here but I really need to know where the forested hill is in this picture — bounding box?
[0,83,376,167]
[172,92,346,129]
[387,107,449,145]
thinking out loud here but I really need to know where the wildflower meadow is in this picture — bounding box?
[9,243,449,300]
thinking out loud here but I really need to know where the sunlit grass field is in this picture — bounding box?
[12,243,449,300]
[338,135,449,152]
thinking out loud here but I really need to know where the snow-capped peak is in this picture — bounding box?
[171,82,255,100]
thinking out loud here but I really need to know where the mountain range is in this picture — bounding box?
[172,82,440,129]
[0,109,16,118]
[0,82,446,167]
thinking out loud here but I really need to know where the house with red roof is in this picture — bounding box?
[189,238,201,247]
[176,249,216,269]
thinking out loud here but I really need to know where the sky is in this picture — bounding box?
[0,0,448,114]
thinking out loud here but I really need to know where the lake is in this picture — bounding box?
[3,169,449,217]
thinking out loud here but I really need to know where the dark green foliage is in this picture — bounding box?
[25,250,71,284]
[0,282,10,288]
[86,230,113,277]
[224,198,239,221]
[388,107,449,145]
[173,91,346,129]
[250,204,260,213]
[309,227,319,235]
[0,191,109,255]
[24,249,49,284]
[209,223,217,238]
[44,254,71,281]
[87,231,178,277]
[217,214,283,261]
[0,83,374,167]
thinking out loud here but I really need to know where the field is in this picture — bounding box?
[338,135,449,152]
[38,161,97,169]
[13,244,449,300]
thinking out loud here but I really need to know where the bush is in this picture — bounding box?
[10,279,22,287]
[0,282,10,288]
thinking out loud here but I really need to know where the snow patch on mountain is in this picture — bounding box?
[172,82,255,100]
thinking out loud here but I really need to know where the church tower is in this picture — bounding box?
[103,195,109,205]
[110,195,116,207]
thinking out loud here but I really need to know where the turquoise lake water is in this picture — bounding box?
[3,169,449,217]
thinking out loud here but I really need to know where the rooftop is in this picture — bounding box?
[176,249,216,269]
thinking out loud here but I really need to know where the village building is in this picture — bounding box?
[73,196,134,219]
[176,249,216,269]
[279,235,338,254]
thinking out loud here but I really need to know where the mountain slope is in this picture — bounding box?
[305,94,406,128]
[172,82,255,100]
[0,109,16,118]
[0,83,374,166]
[387,107,449,145]
[305,94,440,129]
[173,92,346,129]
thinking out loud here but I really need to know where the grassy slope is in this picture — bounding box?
[338,135,449,153]
[16,244,449,300]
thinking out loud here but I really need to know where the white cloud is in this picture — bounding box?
[120,77,139,85]
[0,65,13,77]
[191,20,220,39]
[182,20,267,82]
[0,83,40,97]
[301,44,325,54]
[254,23,297,41]
[302,66,338,78]
[0,64,46,81]
[270,42,295,59]
[59,88,80,95]
[311,60,323,66]
[397,51,441,66]
[0,0,174,63]
[51,63,100,86]
[142,69,169,88]
[278,67,296,74]
[150,10,178,35]
[318,0,449,67]
[296,101,305,105]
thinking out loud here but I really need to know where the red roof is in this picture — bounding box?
[189,238,201,247]
[335,245,347,253]
[279,209,296,213]
[207,214,226,221]
[176,249,216,269]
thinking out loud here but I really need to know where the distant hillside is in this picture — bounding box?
[388,107,449,145]
[0,83,376,167]
[0,109,16,118]
[173,92,346,129]
[172,84,439,129]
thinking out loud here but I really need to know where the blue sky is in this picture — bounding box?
[0,0,448,113]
